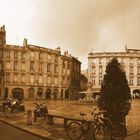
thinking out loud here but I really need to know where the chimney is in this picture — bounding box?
[64,51,68,56]
[23,38,28,47]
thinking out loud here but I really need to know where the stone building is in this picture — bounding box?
[80,74,87,92]
[0,25,81,100]
[88,46,140,95]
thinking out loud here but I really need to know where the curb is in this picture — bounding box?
[127,129,140,137]
[0,118,52,140]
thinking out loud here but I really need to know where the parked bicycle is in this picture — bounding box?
[93,108,127,140]
[66,112,96,140]
[108,115,127,140]
[66,107,127,140]
[93,110,112,140]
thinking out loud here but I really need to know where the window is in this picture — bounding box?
[93,59,96,64]
[0,63,2,71]
[47,76,51,85]
[99,58,102,64]
[39,63,43,71]
[6,73,10,83]
[21,63,25,71]
[130,58,133,65]
[62,68,65,74]
[137,77,140,86]
[99,66,103,74]
[39,75,42,85]
[14,52,18,59]
[13,62,18,71]
[47,64,51,72]
[55,56,58,63]
[138,67,140,75]
[6,51,10,58]
[6,61,11,70]
[63,61,65,68]
[67,69,70,75]
[129,77,133,86]
[138,59,140,65]
[54,65,58,73]
[21,53,25,60]
[67,62,70,69]
[54,77,58,86]
[21,74,25,83]
[92,66,95,74]
[0,39,2,45]
[39,53,43,60]
[129,66,133,75]
[93,77,95,85]
[30,62,34,70]
[30,75,34,85]
[48,54,51,60]
[99,77,102,85]
[13,74,18,83]
[31,52,34,59]
[0,51,3,58]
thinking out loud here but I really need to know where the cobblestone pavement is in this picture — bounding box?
[0,99,140,140]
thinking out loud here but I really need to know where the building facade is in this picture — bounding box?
[0,25,81,100]
[88,47,140,95]
[80,74,87,91]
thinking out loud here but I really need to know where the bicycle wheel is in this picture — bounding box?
[112,123,127,140]
[66,121,82,140]
[94,124,112,140]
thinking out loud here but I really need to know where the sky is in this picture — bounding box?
[0,0,140,70]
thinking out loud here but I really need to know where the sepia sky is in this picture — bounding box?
[0,0,140,69]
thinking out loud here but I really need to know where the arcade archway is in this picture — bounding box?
[46,89,51,99]
[37,88,43,97]
[65,90,69,99]
[12,88,24,99]
[54,89,58,99]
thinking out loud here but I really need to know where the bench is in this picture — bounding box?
[46,113,83,128]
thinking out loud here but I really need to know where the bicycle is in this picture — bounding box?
[93,109,127,140]
[108,117,127,140]
[66,108,126,140]
[91,109,112,140]
[66,112,96,140]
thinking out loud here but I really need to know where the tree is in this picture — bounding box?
[98,57,131,123]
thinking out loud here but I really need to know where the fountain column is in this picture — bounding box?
[83,81,94,101]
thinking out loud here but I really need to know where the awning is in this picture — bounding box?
[78,91,87,94]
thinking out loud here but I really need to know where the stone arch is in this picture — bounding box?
[46,89,51,99]
[37,87,43,97]
[61,89,63,98]
[12,88,24,100]
[65,90,69,99]
[133,89,140,98]
[54,89,58,99]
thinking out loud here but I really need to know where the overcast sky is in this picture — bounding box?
[0,0,140,69]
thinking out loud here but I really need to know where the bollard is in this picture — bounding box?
[4,106,9,118]
[27,109,33,125]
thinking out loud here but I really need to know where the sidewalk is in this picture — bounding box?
[0,110,140,140]
[0,99,140,140]
[0,111,68,140]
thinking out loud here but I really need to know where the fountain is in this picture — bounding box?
[79,81,94,103]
